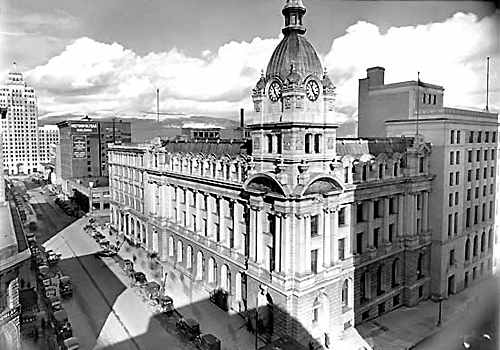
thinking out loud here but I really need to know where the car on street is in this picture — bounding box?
[62,337,80,350]
[133,271,147,286]
[95,248,118,257]
[120,259,134,271]
[194,333,221,350]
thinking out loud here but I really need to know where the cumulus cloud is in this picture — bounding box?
[21,11,500,121]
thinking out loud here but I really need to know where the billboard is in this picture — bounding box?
[73,135,87,159]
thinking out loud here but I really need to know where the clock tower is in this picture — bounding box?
[249,0,337,188]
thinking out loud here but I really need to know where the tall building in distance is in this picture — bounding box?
[38,125,60,165]
[0,65,40,175]
[358,67,499,297]
[56,117,131,180]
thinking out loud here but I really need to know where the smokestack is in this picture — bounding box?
[240,108,245,128]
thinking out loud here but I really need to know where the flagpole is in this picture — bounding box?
[486,57,490,111]
[416,72,420,144]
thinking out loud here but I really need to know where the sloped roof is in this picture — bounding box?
[161,139,251,157]
[336,137,413,158]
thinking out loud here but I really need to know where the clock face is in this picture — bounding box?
[268,81,282,102]
[306,80,320,101]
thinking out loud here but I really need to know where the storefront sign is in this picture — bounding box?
[70,122,98,133]
[0,305,20,326]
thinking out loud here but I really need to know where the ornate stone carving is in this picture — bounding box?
[283,136,292,150]
[296,96,304,109]
[327,137,335,149]
[254,137,261,150]
[284,96,291,109]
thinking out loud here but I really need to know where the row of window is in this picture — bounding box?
[450,130,498,144]
[465,184,495,201]
[467,149,496,162]
[464,201,494,228]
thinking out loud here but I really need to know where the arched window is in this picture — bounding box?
[392,259,400,287]
[177,240,183,262]
[342,279,349,309]
[196,251,204,280]
[393,162,398,177]
[417,253,424,279]
[377,265,385,295]
[481,232,486,252]
[473,235,478,256]
[378,164,384,179]
[168,236,174,257]
[208,257,217,284]
[465,238,470,261]
[220,264,231,292]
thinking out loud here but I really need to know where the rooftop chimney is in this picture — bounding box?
[367,67,385,87]
[240,108,245,128]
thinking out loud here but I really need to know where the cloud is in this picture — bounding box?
[17,11,500,121]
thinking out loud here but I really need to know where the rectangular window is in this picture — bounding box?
[476,150,481,162]
[493,132,497,143]
[457,130,461,143]
[476,169,480,180]
[455,192,459,205]
[357,232,363,254]
[477,131,482,143]
[454,213,458,234]
[490,201,493,219]
[192,215,197,231]
[338,207,346,226]
[482,203,486,221]
[455,151,460,164]
[490,184,494,195]
[373,228,379,248]
[484,149,489,161]
[311,249,318,274]
[483,185,487,197]
[356,203,364,223]
[475,187,479,198]
[485,131,490,143]
[483,168,487,179]
[491,167,495,178]
[389,224,394,242]
[493,149,496,160]
[389,197,395,214]
[468,131,474,143]
[448,214,453,236]
[467,170,472,182]
[449,172,453,186]
[468,150,472,162]
[374,200,381,218]
[450,151,454,165]
[456,172,459,185]
[474,205,478,224]
[338,238,345,260]
[449,249,455,266]
[203,218,208,236]
[311,215,319,237]
[450,130,455,144]
[466,208,471,227]
[449,193,453,207]
[419,157,424,172]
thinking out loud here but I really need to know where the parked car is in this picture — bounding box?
[95,248,117,257]
[120,259,134,271]
[48,295,63,311]
[145,281,160,299]
[194,334,221,350]
[62,337,80,350]
[156,295,174,315]
[52,310,73,340]
[177,318,201,340]
[133,272,147,286]
[59,276,73,298]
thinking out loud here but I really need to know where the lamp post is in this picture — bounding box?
[437,296,444,327]
[255,293,259,350]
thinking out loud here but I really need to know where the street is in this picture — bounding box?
[412,274,499,350]
[23,181,196,350]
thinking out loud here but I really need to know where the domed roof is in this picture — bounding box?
[266,31,323,82]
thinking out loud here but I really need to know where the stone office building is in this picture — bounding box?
[108,1,433,348]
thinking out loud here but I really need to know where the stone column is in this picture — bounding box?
[175,186,181,223]
[185,189,191,229]
[383,196,390,242]
[233,201,242,251]
[332,208,339,264]
[249,207,257,261]
[282,213,291,275]
[367,200,374,248]
[218,196,226,244]
[207,194,213,239]
[297,214,306,274]
[255,207,263,263]
[274,213,282,273]
[398,194,404,238]
[305,215,311,273]
[161,184,167,219]
[195,191,202,233]
[408,193,415,236]
[323,209,331,267]
[422,190,429,232]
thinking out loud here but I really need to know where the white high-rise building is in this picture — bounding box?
[0,65,40,175]
[38,125,59,165]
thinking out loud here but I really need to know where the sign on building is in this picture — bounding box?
[72,135,87,159]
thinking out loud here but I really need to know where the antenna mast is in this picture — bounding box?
[156,89,160,124]
[486,56,490,111]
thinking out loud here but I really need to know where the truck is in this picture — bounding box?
[52,310,73,340]
[59,276,73,297]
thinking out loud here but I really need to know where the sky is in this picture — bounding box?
[1,0,499,123]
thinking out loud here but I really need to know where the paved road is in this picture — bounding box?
[413,275,499,350]
[26,183,195,350]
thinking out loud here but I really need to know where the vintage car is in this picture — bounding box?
[145,281,161,299]
[52,310,73,340]
[47,252,61,265]
[133,272,147,286]
[120,259,134,271]
[45,285,58,299]
[62,337,80,350]
[195,334,221,350]
[156,295,174,315]
[49,295,63,311]
[59,276,73,297]
[176,318,201,340]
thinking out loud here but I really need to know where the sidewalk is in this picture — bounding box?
[97,224,265,350]
[357,275,495,350]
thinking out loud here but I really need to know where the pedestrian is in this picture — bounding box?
[308,341,314,350]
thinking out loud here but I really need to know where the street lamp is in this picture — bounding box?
[437,296,444,327]
[255,293,259,350]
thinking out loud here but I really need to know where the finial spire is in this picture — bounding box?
[261,69,264,78]
[13,62,17,71]
[282,0,306,35]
